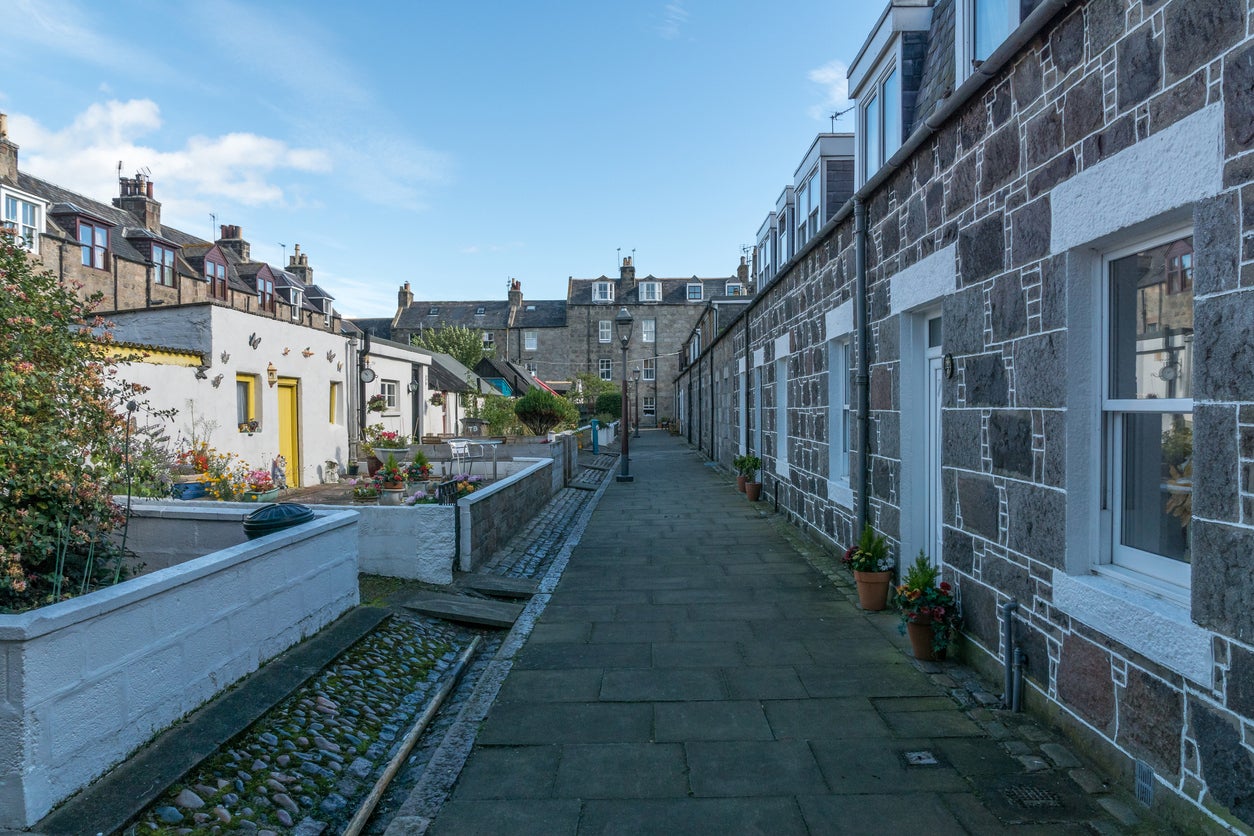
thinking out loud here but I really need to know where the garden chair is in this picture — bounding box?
[446,438,484,476]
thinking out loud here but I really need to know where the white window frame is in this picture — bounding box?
[859,60,900,183]
[726,282,744,296]
[956,0,1020,83]
[642,358,656,381]
[642,318,656,344]
[524,330,538,351]
[524,361,538,374]
[289,288,302,320]
[642,395,656,416]
[598,358,613,381]
[827,337,852,497]
[640,281,661,302]
[482,331,494,350]
[598,320,612,343]
[594,281,615,303]
[687,283,703,302]
[2,190,43,253]
[775,355,789,476]
[1100,228,1194,593]
[380,380,399,412]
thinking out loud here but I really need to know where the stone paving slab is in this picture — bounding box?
[460,574,538,599]
[398,591,524,628]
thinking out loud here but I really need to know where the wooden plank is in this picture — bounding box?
[398,592,523,628]
[463,575,539,599]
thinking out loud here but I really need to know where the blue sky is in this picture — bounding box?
[3,1,883,317]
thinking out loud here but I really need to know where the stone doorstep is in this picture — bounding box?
[399,591,524,629]
[461,574,539,600]
[33,607,391,836]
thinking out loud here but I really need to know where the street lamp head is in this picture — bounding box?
[614,306,634,348]
[632,366,640,382]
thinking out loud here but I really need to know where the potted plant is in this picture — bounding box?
[372,429,410,461]
[240,468,279,502]
[842,525,894,611]
[366,393,387,413]
[407,450,432,486]
[350,480,379,505]
[732,455,760,493]
[892,551,960,660]
[737,455,763,501]
[430,392,444,407]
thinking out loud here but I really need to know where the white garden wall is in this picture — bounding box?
[0,504,359,828]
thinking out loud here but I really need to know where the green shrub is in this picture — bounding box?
[515,389,571,436]
[595,392,622,417]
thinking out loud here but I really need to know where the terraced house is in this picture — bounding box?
[676,0,1254,830]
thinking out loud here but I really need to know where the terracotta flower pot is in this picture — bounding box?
[907,616,941,661]
[852,569,892,611]
[736,474,747,492]
[745,481,763,501]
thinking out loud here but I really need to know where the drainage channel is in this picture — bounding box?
[121,614,503,836]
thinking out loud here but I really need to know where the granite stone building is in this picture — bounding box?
[676,0,1254,830]
[373,256,751,427]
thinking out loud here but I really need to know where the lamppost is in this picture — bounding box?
[632,366,641,439]
[615,306,634,482]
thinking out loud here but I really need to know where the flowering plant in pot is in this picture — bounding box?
[377,454,407,489]
[366,394,387,413]
[892,551,959,660]
[349,479,379,503]
[843,524,894,611]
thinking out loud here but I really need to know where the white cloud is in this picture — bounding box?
[657,2,690,40]
[11,100,331,226]
[807,59,853,123]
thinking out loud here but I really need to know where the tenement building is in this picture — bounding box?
[676,0,1254,830]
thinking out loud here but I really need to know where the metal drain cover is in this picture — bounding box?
[1002,784,1063,808]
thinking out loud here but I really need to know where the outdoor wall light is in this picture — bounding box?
[267,362,278,387]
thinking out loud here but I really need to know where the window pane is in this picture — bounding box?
[975,0,1017,60]
[1109,237,1194,400]
[863,93,880,177]
[882,68,900,158]
[1120,412,1191,564]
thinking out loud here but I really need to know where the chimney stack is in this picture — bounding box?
[619,255,637,297]
[113,172,162,232]
[737,256,749,282]
[508,278,523,311]
[398,281,414,312]
[0,113,19,184]
[216,224,250,262]
[287,243,313,284]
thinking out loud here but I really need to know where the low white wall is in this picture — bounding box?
[0,505,359,828]
[322,504,455,585]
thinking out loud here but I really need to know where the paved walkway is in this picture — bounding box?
[425,431,1156,835]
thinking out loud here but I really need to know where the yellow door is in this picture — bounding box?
[277,378,300,487]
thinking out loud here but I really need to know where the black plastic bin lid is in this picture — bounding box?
[242,502,316,540]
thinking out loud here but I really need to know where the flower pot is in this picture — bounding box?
[380,487,405,506]
[736,474,747,492]
[352,495,378,505]
[852,569,892,611]
[374,446,410,463]
[172,473,205,484]
[745,481,763,502]
[241,487,280,503]
[906,617,941,661]
[170,481,208,500]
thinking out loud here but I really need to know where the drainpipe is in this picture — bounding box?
[853,197,870,533]
[1000,598,1020,711]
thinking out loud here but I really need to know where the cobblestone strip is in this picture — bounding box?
[381,473,613,835]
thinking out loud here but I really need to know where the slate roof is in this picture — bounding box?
[513,299,567,328]
[395,300,511,331]
[349,318,396,341]
[567,276,744,305]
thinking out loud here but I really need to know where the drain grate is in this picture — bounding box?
[1135,760,1154,805]
[1001,784,1064,809]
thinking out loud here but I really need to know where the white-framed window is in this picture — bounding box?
[753,366,763,456]
[524,330,538,350]
[643,395,656,416]
[525,362,538,374]
[598,320,612,343]
[153,244,176,287]
[957,0,1020,81]
[643,358,656,381]
[796,168,821,246]
[726,282,744,296]
[777,214,790,265]
[860,65,900,182]
[1102,231,1193,590]
[688,333,701,362]
[594,281,614,303]
[640,281,661,302]
[482,331,494,350]
[380,380,399,411]
[289,288,302,320]
[599,358,613,381]
[828,338,852,485]
[642,318,656,343]
[3,192,41,252]
[687,283,703,302]
[775,356,789,474]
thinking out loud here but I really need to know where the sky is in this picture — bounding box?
[3,1,884,318]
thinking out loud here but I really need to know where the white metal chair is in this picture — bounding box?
[446,439,484,476]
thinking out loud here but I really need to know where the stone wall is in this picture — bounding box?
[460,459,554,571]
[675,0,1254,829]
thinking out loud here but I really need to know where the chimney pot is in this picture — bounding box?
[0,113,7,139]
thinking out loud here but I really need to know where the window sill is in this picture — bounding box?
[827,479,853,509]
[1051,569,1211,686]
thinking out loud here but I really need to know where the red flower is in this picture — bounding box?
[939,581,951,592]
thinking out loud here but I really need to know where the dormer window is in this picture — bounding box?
[956,0,1020,81]
[687,283,703,302]
[258,275,276,312]
[206,259,228,300]
[475,306,485,316]
[640,281,661,302]
[289,289,302,320]
[153,244,176,287]
[3,193,41,252]
[796,167,821,246]
[594,281,614,303]
[526,304,536,311]
[726,282,744,296]
[428,306,439,315]
[79,220,109,269]
[860,66,900,181]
